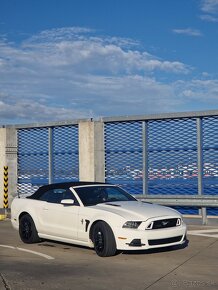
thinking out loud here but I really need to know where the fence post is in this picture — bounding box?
[79,120,105,182]
[142,121,148,196]
[0,127,17,209]
[48,127,54,184]
[197,117,207,225]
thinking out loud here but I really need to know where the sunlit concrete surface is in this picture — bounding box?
[0,219,218,290]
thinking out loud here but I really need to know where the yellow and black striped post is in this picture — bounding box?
[3,166,8,208]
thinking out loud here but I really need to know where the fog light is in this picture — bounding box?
[127,239,145,247]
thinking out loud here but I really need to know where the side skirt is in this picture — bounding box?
[38,233,93,248]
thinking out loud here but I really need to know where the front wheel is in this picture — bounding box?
[92,221,117,257]
[19,214,40,244]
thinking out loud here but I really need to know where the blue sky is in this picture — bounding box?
[0,0,218,124]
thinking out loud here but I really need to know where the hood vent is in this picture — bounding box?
[105,203,121,207]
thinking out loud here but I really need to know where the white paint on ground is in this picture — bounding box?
[0,244,15,249]
[188,229,218,238]
[0,244,54,260]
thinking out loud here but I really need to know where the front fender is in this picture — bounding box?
[87,211,125,241]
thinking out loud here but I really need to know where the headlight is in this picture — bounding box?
[122,221,141,229]
[177,218,182,226]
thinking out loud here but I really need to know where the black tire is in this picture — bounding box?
[19,214,40,244]
[92,221,117,257]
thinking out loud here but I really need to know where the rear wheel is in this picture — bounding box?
[92,221,117,257]
[19,214,40,244]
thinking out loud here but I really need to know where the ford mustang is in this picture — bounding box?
[11,182,187,257]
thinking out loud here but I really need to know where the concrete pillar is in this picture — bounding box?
[79,121,105,182]
[0,128,17,208]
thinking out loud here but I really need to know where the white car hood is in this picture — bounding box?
[91,201,179,220]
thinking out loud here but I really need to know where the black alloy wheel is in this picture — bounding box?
[19,214,40,244]
[92,221,117,257]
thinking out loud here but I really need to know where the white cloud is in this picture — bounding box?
[201,0,218,13]
[200,0,218,22]
[0,27,217,124]
[200,13,218,21]
[0,93,90,124]
[174,79,218,103]
[172,28,203,37]
[18,28,189,75]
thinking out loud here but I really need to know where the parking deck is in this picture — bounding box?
[0,219,218,290]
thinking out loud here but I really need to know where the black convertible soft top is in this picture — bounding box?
[27,181,107,200]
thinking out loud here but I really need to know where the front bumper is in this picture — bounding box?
[114,223,187,251]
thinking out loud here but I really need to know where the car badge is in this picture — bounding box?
[162,221,169,226]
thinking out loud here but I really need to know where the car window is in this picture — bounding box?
[39,188,79,205]
[105,187,132,201]
[74,186,136,206]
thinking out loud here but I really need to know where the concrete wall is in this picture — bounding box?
[79,121,105,182]
[0,128,17,208]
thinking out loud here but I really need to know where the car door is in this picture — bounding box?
[76,206,93,242]
[38,188,80,240]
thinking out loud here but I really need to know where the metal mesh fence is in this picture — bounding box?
[105,121,143,194]
[16,112,218,216]
[148,118,198,195]
[202,116,218,215]
[104,115,218,215]
[203,116,218,195]
[17,125,79,195]
[53,125,79,182]
[18,127,49,195]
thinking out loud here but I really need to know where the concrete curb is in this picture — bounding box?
[0,208,11,220]
[0,214,7,221]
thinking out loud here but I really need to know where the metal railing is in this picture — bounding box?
[134,194,218,224]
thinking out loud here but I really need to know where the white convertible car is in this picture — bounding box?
[11,182,187,257]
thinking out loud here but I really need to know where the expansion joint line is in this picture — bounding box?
[143,239,218,290]
[0,273,11,290]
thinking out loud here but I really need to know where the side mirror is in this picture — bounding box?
[61,199,75,205]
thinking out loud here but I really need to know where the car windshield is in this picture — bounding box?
[74,186,136,206]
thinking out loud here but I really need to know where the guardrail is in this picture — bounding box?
[133,195,218,225]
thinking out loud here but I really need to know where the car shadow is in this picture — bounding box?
[38,239,94,251]
[38,239,189,256]
[121,239,189,255]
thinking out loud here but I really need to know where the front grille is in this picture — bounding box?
[148,235,183,246]
[147,218,180,230]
